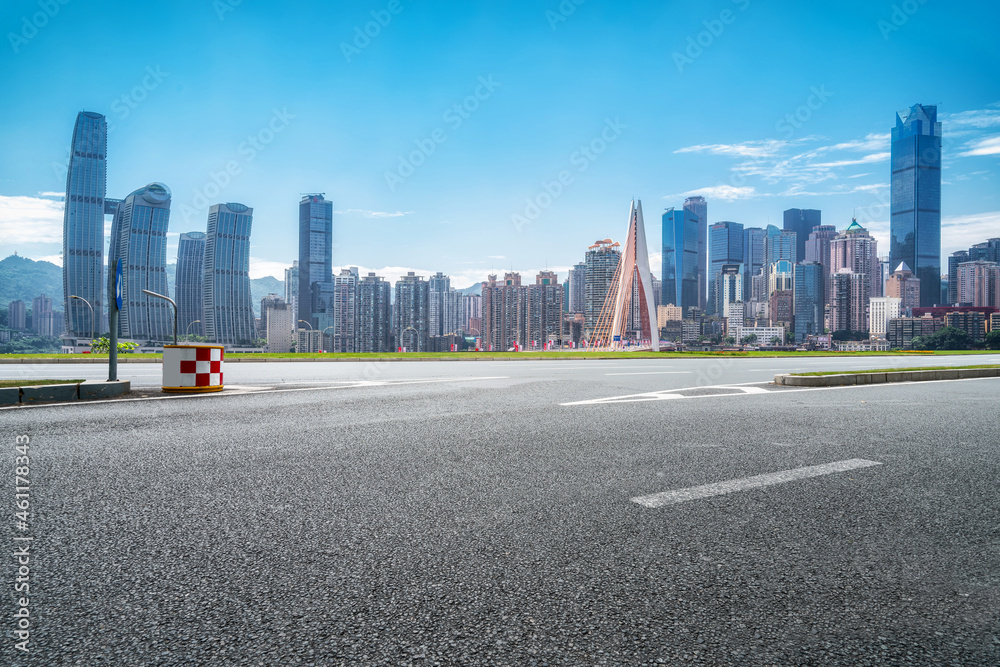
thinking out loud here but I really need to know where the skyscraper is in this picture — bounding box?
[176,232,206,338]
[481,273,527,351]
[8,301,26,331]
[830,219,879,296]
[30,295,53,334]
[298,194,334,329]
[709,221,744,315]
[203,203,255,345]
[527,271,563,348]
[662,208,698,312]
[765,226,797,266]
[683,196,708,310]
[584,239,621,337]
[783,209,821,263]
[885,263,921,310]
[108,183,173,340]
[568,262,586,314]
[428,272,451,337]
[394,272,430,351]
[63,111,107,337]
[330,267,358,353]
[794,262,824,342]
[890,104,941,307]
[742,227,766,301]
[357,273,392,353]
[284,260,299,325]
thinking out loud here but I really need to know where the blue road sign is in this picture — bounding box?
[613,335,621,342]
[115,258,123,311]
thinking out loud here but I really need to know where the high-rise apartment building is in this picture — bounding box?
[462,294,482,334]
[394,272,429,351]
[890,104,942,306]
[568,262,586,314]
[742,227,766,302]
[330,268,358,353]
[783,209,821,263]
[885,262,921,310]
[869,297,902,340]
[830,269,869,334]
[203,203,255,345]
[956,261,999,308]
[176,232,206,337]
[709,221,744,315]
[358,273,392,353]
[481,273,527,351]
[284,260,299,325]
[30,295,53,334]
[715,264,744,324]
[527,271,563,348]
[428,272,452,337]
[683,196,708,310]
[264,299,294,353]
[108,183,173,341]
[298,194,333,328]
[585,239,621,337]
[662,208,698,312]
[8,301,26,331]
[63,111,107,337]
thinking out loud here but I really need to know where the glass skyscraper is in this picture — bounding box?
[683,196,708,310]
[890,104,941,307]
[298,194,334,329]
[63,111,107,337]
[176,231,207,337]
[662,208,699,311]
[107,183,172,340]
[742,227,766,302]
[794,262,824,342]
[203,203,255,345]
[709,221,744,315]
[783,209,821,263]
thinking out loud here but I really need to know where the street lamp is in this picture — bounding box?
[69,295,94,343]
[400,326,417,352]
[185,319,201,340]
[141,289,177,345]
[322,326,334,352]
[297,320,313,353]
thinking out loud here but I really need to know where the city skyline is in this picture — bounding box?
[1,1,998,288]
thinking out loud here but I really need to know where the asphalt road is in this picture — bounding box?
[3,357,999,665]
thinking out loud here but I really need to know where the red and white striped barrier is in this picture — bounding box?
[162,345,225,393]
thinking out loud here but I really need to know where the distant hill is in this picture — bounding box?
[251,276,284,317]
[0,255,63,308]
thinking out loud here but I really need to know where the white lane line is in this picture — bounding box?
[632,459,883,508]
[604,371,692,376]
[0,376,510,410]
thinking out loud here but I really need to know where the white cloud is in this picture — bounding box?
[810,152,890,168]
[249,257,292,280]
[942,108,1000,130]
[670,185,760,202]
[37,191,65,199]
[335,209,414,219]
[0,195,64,244]
[674,139,790,158]
[942,211,1000,254]
[958,135,1000,157]
[38,254,63,266]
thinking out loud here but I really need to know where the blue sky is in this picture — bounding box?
[1,0,998,287]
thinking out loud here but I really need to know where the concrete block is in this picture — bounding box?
[856,372,886,385]
[935,370,960,381]
[79,381,130,400]
[0,387,20,405]
[20,383,79,404]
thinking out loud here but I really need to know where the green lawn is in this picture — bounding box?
[0,379,83,388]
[791,364,1000,376]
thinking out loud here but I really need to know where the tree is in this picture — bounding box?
[741,334,758,345]
[89,337,139,354]
[723,336,736,346]
[986,329,1000,350]
[769,336,782,346]
[911,326,970,351]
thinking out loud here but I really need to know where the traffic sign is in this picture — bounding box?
[115,258,123,311]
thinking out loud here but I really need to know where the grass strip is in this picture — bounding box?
[0,379,84,388]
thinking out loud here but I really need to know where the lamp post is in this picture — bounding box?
[298,320,314,353]
[69,295,94,344]
[322,326,334,353]
[185,319,201,341]
[141,289,177,345]
[400,326,417,352]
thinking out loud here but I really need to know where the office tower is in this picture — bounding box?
[298,194,334,329]
[885,262,921,310]
[783,209,821,263]
[527,271,563,348]
[940,277,949,307]
[709,221,744,315]
[869,297,902,340]
[568,262,586,314]
[769,290,793,332]
[662,208,698,311]
[358,273,392,352]
[956,261,999,308]
[462,294,482,334]
[947,251,969,305]
[794,262,824,342]
[30,295,53,334]
[428,272,451,337]
[63,111,107,337]
[877,257,891,298]
[805,225,837,272]
[968,239,1000,263]
[203,203,255,345]
[8,301,26,330]
[765,226,797,265]
[767,260,794,295]
[481,273,527,351]
[176,232,206,338]
[394,272,429,351]
[107,183,172,340]
[284,260,299,325]
[585,239,621,337]
[330,268,358,353]
[890,104,941,307]
[742,227,766,301]
[264,300,293,353]
[683,196,708,309]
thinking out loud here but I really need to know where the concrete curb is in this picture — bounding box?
[2,381,131,405]
[774,368,1000,386]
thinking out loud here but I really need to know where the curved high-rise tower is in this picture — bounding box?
[176,232,207,337]
[203,203,255,345]
[108,183,172,340]
[63,111,107,337]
